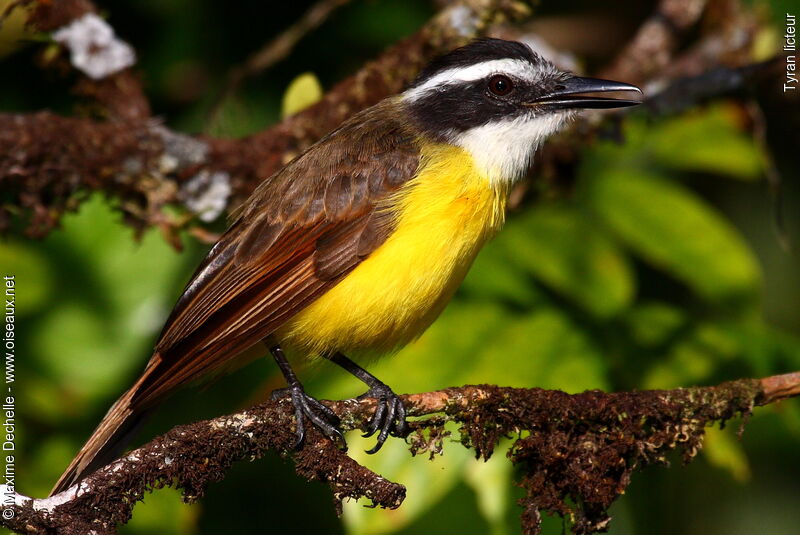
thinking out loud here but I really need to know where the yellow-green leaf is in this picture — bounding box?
[642,323,739,389]
[314,302,511,398]
[121,488,200,535]
[281,72,323,117]
[703,426,751,482]
[0,0,35,58]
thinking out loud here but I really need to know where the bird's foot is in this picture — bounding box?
[357,382,408,454]
[272,386,346,450]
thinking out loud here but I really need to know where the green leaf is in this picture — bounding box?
[34,303,139,403]
[647,104,765,180]
[316,303,608,398]
[710,322,800,376]
[121,488,199,535]
[585,168,760,303]
[500,206,634,318]
[642,345,715,390]
[0,241,53,315]
[642,323,741,389]
[703,426,751,483]
[320,303,506,535]
[341,422,474,535]
[24,437,75,497]
[624,302,687,347]
[281,72,323,117]
[464,440,515,535]
[465,307,608,392]
[461,238,542,308]
[199,93,280,138]
[34,195,193,405]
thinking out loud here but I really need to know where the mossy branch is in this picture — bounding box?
[1,0,534,240]
[2,373,798,535]
[1,0,776,242]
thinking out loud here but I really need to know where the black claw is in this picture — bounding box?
[269,345,347,450]
[393,399,408,437]
[326,352,408,453]
[275,385,347,450]
[363,400,386,438]
[357,384,408,453]
[312,398,341,423]
[369,406,394,453]
[362,422,378,439]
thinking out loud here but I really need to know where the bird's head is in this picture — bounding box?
[402,38,641,185]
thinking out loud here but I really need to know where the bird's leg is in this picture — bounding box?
[269,344,346,450]
[329,352,408,454]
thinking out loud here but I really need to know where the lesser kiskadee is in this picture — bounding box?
[52,38,641,494]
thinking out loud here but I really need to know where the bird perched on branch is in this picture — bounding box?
[52,38,641,495]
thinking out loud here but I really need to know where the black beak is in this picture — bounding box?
[527,76,642,110]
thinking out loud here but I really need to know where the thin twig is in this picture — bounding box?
[759,371,800,404]
[205,0,354,132]
[601,0,708,83]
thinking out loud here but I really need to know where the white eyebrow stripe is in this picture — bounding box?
[403,58,535,101]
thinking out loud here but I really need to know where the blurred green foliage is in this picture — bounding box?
[1,1,799,534]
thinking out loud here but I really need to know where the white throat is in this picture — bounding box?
[452,113,570,186]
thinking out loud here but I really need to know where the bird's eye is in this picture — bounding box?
[488,75,514,96]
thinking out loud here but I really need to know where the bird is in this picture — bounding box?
[51,38,641,495]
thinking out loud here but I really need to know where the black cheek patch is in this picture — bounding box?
[406,81,520,142]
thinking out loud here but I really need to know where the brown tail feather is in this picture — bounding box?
[50,370,155,496]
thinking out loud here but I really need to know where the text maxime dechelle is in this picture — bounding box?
[2,275,16,516]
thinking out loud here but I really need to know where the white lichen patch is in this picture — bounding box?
[27,482,84,512]
[154,125,209,170]
[52,13,136,80]
[213,414,256,432]
[181,170,232,223]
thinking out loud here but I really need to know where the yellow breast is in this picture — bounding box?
[276,143,507,360]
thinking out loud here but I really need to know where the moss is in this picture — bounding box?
[418,380,762,535]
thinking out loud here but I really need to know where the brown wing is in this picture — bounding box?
[135,97,420,408]
[50,97,419,495]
